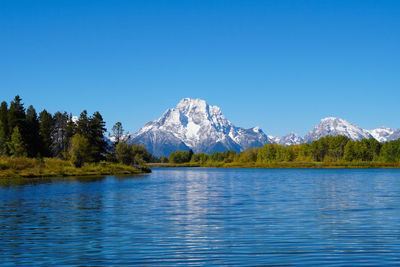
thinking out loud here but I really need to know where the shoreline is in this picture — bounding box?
[148,162,400,169]
[0,157,151,179]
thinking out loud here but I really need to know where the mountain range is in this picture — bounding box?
[118,98,399,157]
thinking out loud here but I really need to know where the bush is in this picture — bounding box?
[68,134,91,167]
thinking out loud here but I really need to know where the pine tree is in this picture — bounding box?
[88,111,108,162]
[7,126,27,157]
[39,109,54,157]
[25,105,41,157]
[76,110,90,138]
[8,95,26,145]
[0,101,9,155]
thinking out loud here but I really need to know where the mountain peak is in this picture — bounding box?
[176,98,222,117]
[321,116,340,121]
[177,98,207,109]
[367,126,395,142]
[320,117,347,124]
[129,98,269,156]
[304,117,372,143]
[279,132,303,146]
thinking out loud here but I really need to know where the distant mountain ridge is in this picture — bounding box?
[114,98,399,156]
[303,117,373,143]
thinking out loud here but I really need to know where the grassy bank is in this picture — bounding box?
[0,157,151,178]
[148,161,400,169]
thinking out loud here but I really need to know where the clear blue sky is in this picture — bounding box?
[1,0,399,137]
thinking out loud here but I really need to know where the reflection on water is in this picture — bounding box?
[1,168,400,265]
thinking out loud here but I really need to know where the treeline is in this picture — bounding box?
[168,136,400,164]
[0,95,152,169]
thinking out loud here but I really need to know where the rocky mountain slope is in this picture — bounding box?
[126,98,270,157]
[303,117,373,143]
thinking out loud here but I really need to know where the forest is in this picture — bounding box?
[167,134,400,167]
[0,95,151,177]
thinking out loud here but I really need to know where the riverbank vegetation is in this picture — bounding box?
[0,157,146,178]
[160,136,400,168]
[0,95,151,178]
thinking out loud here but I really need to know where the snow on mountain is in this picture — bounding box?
[303,117,372,143]
[127,98,270,157]
[71,116,79,123]
[107,134,130,144]
[387,129,400,141]
[279,132,304,146]
[366,127,395,143]
[267,135,281,144]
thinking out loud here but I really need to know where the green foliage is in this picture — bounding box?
[169,150,193,163]
[256,144,294,162]
[39,109,53,157]
[7,126,27,157]
[25,105,41,157]
[7,95,26,138]
[0,101,9,155]
[0,157,150,178]
[115,141,152,166]
[191,153,209,163]
[68,134,91,167]
[160,155,169,163]
[175,135,400,166]
[380,140,400,162]
[0,96,153,175]
[65,114,76,155]
[115,142,132,165]
[88,111,108,162]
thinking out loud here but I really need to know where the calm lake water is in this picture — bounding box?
[1,168,400,265]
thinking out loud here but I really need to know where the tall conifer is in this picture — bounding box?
[88,111,108,162]
[39,109,54,157]
[0,101,9,155]
[8,95,26,144]
[26,105,41,157]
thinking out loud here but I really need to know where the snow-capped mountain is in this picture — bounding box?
[303,117,373,143]
[387,129,400,142]
[279,132,304,146]
[127,98,270,157]
[267,135,281,144]
[366,127,395,143]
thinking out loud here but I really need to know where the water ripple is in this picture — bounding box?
[1,168,400,265]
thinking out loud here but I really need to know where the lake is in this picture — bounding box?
[1,168,400,265]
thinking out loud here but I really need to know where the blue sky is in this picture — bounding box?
[1,0,399,137]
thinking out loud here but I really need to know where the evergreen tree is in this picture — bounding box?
[7,126,27,157]
[7,95,26,144]
[188,149,194,161]
[88,111,108,162]
[0,101,9,155]
[39,109,54,157]
[76,110,90,138]
[25,105,41,157]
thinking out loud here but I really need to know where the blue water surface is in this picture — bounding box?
[1,168,400,266]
